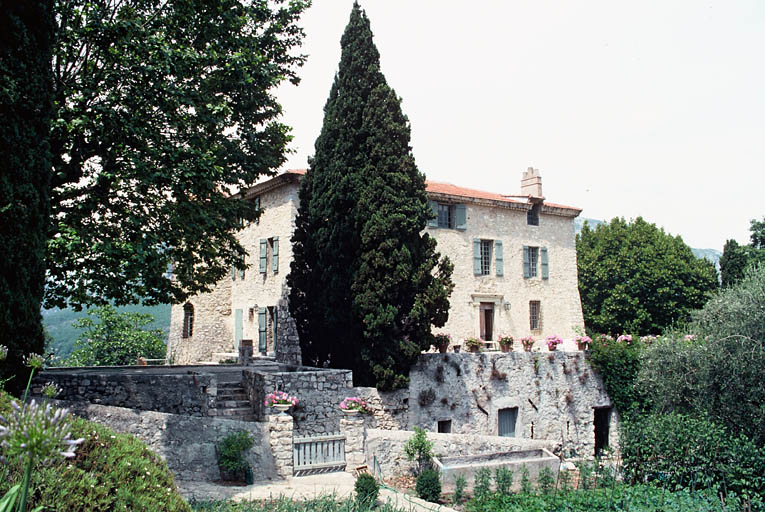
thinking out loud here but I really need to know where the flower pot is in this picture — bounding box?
[523,345,533,352]
[500,345,512,353]
[577,343,590,351]
[341,408,361,416]
[438,344,449,354]
[468,345,481,353]
[548,345,558,352]
[453,346,460,353]
[273,404,291,414]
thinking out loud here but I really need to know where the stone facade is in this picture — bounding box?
[407,353,618,458]
[169,167,585,364]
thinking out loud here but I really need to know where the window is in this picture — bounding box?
[529,301,541,331]
[475,239,504,276]
[429,201,466,230]
[182,303,194,338]
[259,237,279,274]
[498,407,518,437]
[437,420,452,433]
[523,246,548,279]
[480,240,492,275]
[527,203,541,226]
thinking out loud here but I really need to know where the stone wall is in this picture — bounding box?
[426,201,584,345]
[365,428,555,479]
[53,400,277,482]
[34,369,218,417]
[406,352,618,458]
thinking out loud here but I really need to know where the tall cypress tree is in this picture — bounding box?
[0,0,54,392]
[288,2,453,390]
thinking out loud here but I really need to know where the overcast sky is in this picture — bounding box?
[274,1,765,251]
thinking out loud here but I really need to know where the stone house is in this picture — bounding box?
[168,168,585,364]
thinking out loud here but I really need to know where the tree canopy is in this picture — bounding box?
[287,2,453,390]
[45,0,309,309]
[719,216,765,287]
[576,217,718,335]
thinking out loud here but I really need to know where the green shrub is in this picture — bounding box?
[354,473,379,508]
[588,334,646,415]
[473,467,492,501]
[0,391,189,511]
[621,413,765,506]
[453,474,466,504]
[519,465,533,494]
[217,430,254,480]
[192,495,416,511]
[537,467,555,494]
[416,469,441,503]
[403,426,433,475]
[495,467,513,495]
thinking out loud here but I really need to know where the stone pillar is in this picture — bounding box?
[340,416,366,473]
[239,339,253,366]
[268,413,294,479]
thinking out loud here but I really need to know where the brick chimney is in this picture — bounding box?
[521,167,543,198]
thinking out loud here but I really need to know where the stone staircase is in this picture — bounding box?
[215,380,255,422]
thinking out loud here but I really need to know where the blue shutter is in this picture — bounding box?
[523,246,530,278]
[234,309,243,351]
[455,204,467,230]
[428,201,439,228]
[473,239,482,275]
[495,240,503,276]
[272,237,279,273]
[259,239,267,274]
[541,247,549,279]
[258,308,267,354]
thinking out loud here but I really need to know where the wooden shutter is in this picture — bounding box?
[473,239,482,275]
[272,237,279,273]
[428,201,438,228]
[541,247,549,279]
[258,308,267,353]
[234,309,243,350]
[259,239,267,274]
[495,240,503,276]
[455,204,467,230]
[272,307,278,348]
[523,246,530,278]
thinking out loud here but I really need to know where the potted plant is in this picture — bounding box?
[264,390,298,414]
[497,334,514,353]
[545,335,563,351]
[339,396,369,415]
[520,336,535,352]
[464,337,482,353]
[432,333,452,354]
[574,335,592,351]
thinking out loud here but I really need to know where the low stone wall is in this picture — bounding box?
[53,400,278,482]
[366,428,555,480]
[35,368,218,417]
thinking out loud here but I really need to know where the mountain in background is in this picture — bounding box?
[574,217,722,268]
[43,304,171,360]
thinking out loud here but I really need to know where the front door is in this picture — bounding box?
[480,302,494,341]
[594,407,611,456]
[498,407,518,437]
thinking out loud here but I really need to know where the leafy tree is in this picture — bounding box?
[720,239,749,287]
[576,217,718,335]
[751,217,765,249]
[45,0,309,309]
[0,0,55,393]
[66,305,166,366]
[287,2,453,390]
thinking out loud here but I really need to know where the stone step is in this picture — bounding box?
[217,381,245,390]
[218,407,254,417]
[216,399,251,409]
[216,392,248,402]
[213,352,238,362]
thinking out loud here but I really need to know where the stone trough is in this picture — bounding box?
[433,447,559,491]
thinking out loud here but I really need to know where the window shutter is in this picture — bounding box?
[254,197,261,225]
[272,237,279,273]
[259,239,267,274]
[495,240,504,276]
[523,246,530,278]
[455,204,467,230]
[541,247,549,279]
[428,201,438,228]
[258,308,267,353]
[473,239,482,275]
[234,309,243,350]
[231,264,236,281]
[272,307,278,348]
[238,255,245,280]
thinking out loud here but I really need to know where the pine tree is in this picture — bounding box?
[288,2,453,390]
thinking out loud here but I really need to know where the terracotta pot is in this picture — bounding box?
[523,345,532,352]
[500,344,512,353]
[548,345,558,352]
[453,346,461,353]
[438,343,449,354]
[468,345,481,353]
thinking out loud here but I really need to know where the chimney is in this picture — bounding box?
[521,167,543,198]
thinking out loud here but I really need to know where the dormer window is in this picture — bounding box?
[429,201,467,230]
[527,203,541,226]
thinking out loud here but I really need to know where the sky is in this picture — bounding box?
[274,0,765,251]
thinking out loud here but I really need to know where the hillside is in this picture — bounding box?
[43,304,171,360]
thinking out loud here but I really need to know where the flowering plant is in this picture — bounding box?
[616,334,633,344]
[497,334,514,347]
[464,337,482,350]
[520,336,535,351]
[264,391,298,407]
[545,335,563,351]
[0,344,7,362]
[683,334,697,342]
[640,335,657,345]
[339,397,369,413]
[574,335,592,349]
[596,334,614,345]
[432,333,452,351]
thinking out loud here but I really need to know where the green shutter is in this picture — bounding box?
[523,246,530,278]
[259,239,267,274]
[455,204,467,230]
[428,201,438,228]
[272,237,279,273]
[473,239,482,275]
[231,264,236,281]
[258,308,267,353]
[541,247,549,279]
[272,307,278,349]
[495,240,504,276]
[234,309,243,350]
